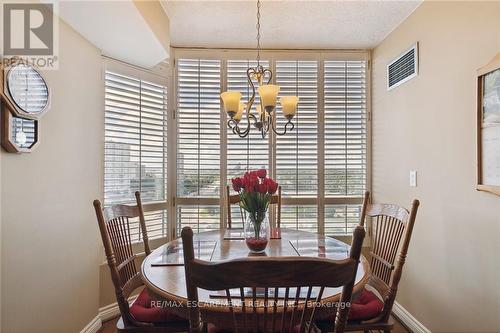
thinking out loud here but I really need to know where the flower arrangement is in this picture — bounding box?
[231,169,278,252]
[231,169,278,221]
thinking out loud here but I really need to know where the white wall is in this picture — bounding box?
[1,19,103,332]
[372,1,500,331]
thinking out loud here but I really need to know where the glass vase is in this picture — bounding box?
[244,211,270,254]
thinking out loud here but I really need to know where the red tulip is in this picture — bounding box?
[232,177,242,192]
[256,169,267,179]
[268,181,279,194]
[257,183,268,194]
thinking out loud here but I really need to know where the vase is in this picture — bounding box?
[244,211,270,253]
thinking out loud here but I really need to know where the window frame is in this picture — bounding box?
[102,57,171,244]
[169,48,372,238]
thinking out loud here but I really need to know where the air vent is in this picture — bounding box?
[387,43,418,90]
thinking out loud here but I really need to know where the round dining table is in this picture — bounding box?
[141,228,370,320]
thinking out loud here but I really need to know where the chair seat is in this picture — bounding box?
[129,288,185,324]
[348,288,384,321]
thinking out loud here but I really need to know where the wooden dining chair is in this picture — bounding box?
[181,225,366,333]
[226,185,282,229]
[93,191,188,333]
[319,191,419,333]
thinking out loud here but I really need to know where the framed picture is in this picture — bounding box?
[477,53,500,196]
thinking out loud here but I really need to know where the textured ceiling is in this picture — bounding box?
[161,0,422,49]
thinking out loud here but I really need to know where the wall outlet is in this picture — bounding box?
[409,170,417,187]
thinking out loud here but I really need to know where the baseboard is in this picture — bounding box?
[99,301,122,322]
[79,302,120,333]
[80,315,102,333]
[392,301,431,333]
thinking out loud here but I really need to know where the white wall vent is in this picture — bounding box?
[387,43,418,90]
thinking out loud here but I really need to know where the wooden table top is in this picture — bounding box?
[141,228,370,313]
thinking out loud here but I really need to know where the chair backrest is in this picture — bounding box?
[359,191,419,322]
[226,185,282,228]
[93,191,151,327]
[181,225,365,333]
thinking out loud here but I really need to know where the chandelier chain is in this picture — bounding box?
[256,0,261,65]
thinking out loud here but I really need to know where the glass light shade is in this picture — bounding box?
[257,84,280,108]
[233,103,245,122]
[280,96,299,118]
[221,91,242,115]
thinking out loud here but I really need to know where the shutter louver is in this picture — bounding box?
[176,205,221,235]
[104,70,167,241]
[177,59,221,198]
[275,60,318,230]
[324,60,367,234]
[176,59,221,234]
[276,61,318,197]
[325,205,361,235]
[281,205,318,233]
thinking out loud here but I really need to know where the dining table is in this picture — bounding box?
[141,228,370,322]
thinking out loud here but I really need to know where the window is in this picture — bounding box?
[324,60,367,234]
[103,51,369,241]
[104,62,168,241]
[176,59,221,234]
[275,60,319,231]
[174,51,369,236]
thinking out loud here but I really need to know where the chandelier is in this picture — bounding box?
[220,0,298,138]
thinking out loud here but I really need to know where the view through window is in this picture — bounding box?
[175,52,368,236]
[103,52,368,242]
[104,66,168,241]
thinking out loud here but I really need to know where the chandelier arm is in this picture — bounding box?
[264,113,271,133]
[226,67,259,139]
[228,119,245,137]
[261,113,272,138]
[263,68,273,84]
[271,117,294,136]
[246,67,257,111]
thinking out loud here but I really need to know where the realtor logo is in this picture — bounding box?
[4,3,53,55]
[2,2,58,69]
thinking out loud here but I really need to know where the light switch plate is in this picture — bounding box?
[409,171,417,187]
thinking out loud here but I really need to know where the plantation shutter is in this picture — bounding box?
[104,69,168,241]
[275,60,319,232]
[176,59,221,234]
[324,60,367,234]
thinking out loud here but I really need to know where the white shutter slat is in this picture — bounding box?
[176,205,221,235]
[177,59,221,200]
[324,60,367,235]
[104,70,167,242]
[276,60,318,200]
[176,59,221,235]
[275,61,318,231]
